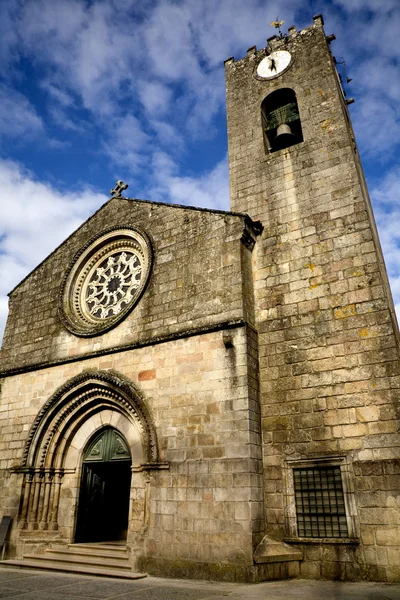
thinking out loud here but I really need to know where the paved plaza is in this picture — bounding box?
[0,568,400,600]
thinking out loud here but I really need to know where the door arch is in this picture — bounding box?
[17,370,162,532]
[75,427,132,543]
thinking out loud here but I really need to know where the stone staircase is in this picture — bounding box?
[2,543,147,580]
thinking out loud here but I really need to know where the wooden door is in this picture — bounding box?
[75,428,132,543]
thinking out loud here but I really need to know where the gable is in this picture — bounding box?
[0,198,258,374]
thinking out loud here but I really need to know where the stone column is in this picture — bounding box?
[30,470,44,530]
[49,471,63,531]
[19,471,34,529]
[39,470,54,530]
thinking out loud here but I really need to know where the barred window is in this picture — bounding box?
[294,466,348,538]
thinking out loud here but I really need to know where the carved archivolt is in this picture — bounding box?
[22,369,159,469]
[16,369,163,531]
[59,227,153,337]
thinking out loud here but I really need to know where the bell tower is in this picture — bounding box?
[225,14,362,221]
[225,15,400,581]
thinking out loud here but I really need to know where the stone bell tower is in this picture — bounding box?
[225,15,400,581]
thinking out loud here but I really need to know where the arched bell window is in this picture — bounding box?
[261,88,303,153]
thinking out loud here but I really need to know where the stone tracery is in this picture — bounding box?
[60,227,152,337]
[85,251,142,319]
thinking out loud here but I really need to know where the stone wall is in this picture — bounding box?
[0,325,265,581]
[225,16,400,581]
[0,201,257,374]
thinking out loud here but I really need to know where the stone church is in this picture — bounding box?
[0,15,399,583]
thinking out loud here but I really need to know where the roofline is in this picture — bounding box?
[124,197,262,232]
[8,196,112,296]
[8,197,262,296]
[124,196,245,218]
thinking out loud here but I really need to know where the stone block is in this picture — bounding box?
[300,560,321,579]
[375,527,400,546]
[356,406,380,422]
[253,535,303,564]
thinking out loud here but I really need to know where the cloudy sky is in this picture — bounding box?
[0,0,399,340]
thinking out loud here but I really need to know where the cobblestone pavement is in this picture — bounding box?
[0,568,400,600]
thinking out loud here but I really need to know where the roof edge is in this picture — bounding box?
[8,197,262,296]
[123,197,263,235]
[8,196,112,296]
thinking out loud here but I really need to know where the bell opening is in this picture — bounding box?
[261,88,304,153]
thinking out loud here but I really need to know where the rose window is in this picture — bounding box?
[60,228,152,337]
[85,252,142,319]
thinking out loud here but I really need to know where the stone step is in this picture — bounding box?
[49,546,130,561]
[1,559,146,580]
[70,543,128,554]
[1,542,147,580]
[23,553,132,571]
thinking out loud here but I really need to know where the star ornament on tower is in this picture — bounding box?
[110,180,129,198]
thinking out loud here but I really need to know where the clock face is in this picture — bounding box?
[256,51,292,79]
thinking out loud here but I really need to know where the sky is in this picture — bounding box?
[0,0,399,340]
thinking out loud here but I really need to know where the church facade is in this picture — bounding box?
[0,15,399,583]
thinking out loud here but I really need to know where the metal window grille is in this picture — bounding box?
[293,466,348,538]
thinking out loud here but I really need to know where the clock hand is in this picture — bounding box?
[270,58,277,71]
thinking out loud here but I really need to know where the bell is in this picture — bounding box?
[274,123,296,150]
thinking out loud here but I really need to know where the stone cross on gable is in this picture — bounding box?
[110,180,129,198]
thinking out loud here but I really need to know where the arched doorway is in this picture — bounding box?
[17,369,161,533]
[75,427,132,543]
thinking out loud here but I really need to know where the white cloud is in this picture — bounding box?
[150,151,178,180]
[0,0,295,163]
[334,0,399,15]
[48,106,85,133]
[316,2,400,164]
[0,85,43,140]
[192,0,282,67]
[372,168,400,209]
[167,158,229,210]
[0,159,106,339]
[142,2,198,82]
[41,82,88,134]
[351,95,400,159]
[138,81,173,116]
[184,70,225,136]
[151,120,185,152]
[148,151,229,211]
[41,81,75,108]
[104,114,150,170]
[371,167,400,319]
[8,1,140,117]
[0,1,21,71]
[72,3,136,115]
[20,0,86,47]
[353,57,400,103]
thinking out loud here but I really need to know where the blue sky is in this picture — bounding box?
[0,0,399,339]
